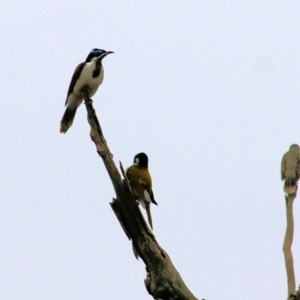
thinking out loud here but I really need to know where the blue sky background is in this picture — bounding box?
[1,1,300,299]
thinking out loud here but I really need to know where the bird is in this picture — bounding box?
[281,144,300,195]
[126,153,158,229]
[60,48,114,133]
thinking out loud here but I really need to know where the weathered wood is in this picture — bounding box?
[283,193,299,300]
[81,86,198,300]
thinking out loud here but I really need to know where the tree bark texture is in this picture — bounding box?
[81,86,198,300]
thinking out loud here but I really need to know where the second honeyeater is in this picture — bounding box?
[281,144,300,195]
[126,153,158,229]
[60,48,114,133]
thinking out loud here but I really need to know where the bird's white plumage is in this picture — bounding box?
[143,190,151,204]
[68,62,104,109]
[129,185,150,209]
[140,199,146,209]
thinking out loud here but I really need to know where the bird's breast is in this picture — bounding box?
[73,62,104,98]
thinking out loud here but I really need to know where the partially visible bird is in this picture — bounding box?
[126,153,158,229]
[281,144,300,195]
[60,48,113,133]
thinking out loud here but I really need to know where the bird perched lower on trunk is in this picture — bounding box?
[60,48,113,133]
[126,153,158,230]
[281,144,300,195]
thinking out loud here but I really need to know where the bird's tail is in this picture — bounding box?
[145,204,153,230]
[284,174,297,194]
[60,107,77,133]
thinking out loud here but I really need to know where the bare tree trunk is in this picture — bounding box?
[81,86,199,300]
[283,194,300,300]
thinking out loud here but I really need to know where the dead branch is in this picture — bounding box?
[81,86,198,300]
[283,193,299,300]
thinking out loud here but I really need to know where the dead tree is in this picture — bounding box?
[81,86,199,300]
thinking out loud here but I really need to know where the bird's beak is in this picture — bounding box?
[105,51,114,56]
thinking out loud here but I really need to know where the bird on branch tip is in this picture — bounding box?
[60,48,113,133]
[281,144,300,196]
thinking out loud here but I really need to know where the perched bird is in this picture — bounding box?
[126,153,158,229]
[60,48,113,133]
[281,144,300,195]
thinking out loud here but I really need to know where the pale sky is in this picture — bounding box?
[1,1,300,299]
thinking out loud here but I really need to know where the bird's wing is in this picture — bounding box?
[65,62,85,106]
[284,151,300,185]
[296,155,300,181]
[139,171,158,205]
[139,171,152,193]
[126,165,158,205]
[126,165,144,199]
[281,153,287,180]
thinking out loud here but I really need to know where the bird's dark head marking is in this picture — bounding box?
[85,48,114,62]
[134,152,149,168]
